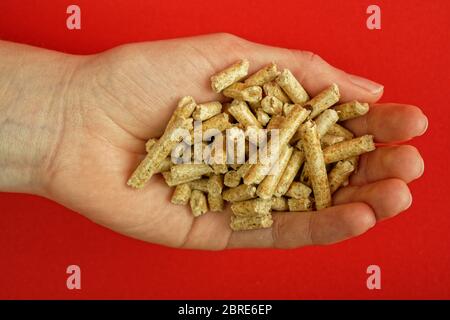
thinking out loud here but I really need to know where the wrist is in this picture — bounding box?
[0,41,83,196]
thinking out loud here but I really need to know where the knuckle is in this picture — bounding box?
[99,45,137,74]
[300,50,323,63]
[215,32,242,43]
[293,50,327,67]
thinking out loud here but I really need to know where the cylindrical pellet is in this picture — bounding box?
[202,113,232,134]
[145,138,157,153]
[245,63,280,86]
[292,104,336,143]
[278,105,311,144]
[328,160,355,194]
[276,69,310,104]
[175,96,197,117]
[207,174,224,195]
[208,193,224,212]
[348,156,360,173]
[320,135,345,149]
[189,178,209,192]
[171,183,191,205]
[190,190,208,217]
[162,171,202,187]
[127,116,193,188]
[256,145,293,200]
[243,141,280,185]
[230,214,273,231]
[334,101,369,121]
[323,135,375,164]
[263,81,291,103]
[341,156,359,187]
[271,197,289,211]
[231,198,272,216]
[171,163,213,180]
[256,108,271,126]
[305,83,340,119]
[261,96,283,115]
[224,170,241,187]
[315,109,339,138]
[223,184,257,202]
[223,83,263,103]
[154,157,173,173]
[166,96,197,129]
[299,121,331,210]
[274,149,305,197]
[210,59,249,93]
[193,101,222,121]
[285,182,312,199]
[288,198,313,212]
[327,123,354,140]
[228,100,262,129]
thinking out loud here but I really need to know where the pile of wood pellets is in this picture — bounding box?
[127,59,375,231]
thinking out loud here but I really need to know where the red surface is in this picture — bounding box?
[0,0,449,299]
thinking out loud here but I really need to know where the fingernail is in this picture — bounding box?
[419,115,428,136]
[368,214,377,228]
[403,193,413,211]
[417,156,425,178]
[349,74,384,94]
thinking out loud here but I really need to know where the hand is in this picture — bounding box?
[0,34,427,249]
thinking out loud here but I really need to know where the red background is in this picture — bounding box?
[0,0,449,299]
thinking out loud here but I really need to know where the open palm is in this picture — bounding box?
[45,34,426,249]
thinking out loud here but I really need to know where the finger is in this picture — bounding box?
[350,145,424,185]
[333,178,412,221]
[227,202,376,249]
[343,103,428,143]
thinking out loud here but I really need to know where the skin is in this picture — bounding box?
[0,33,427,250]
